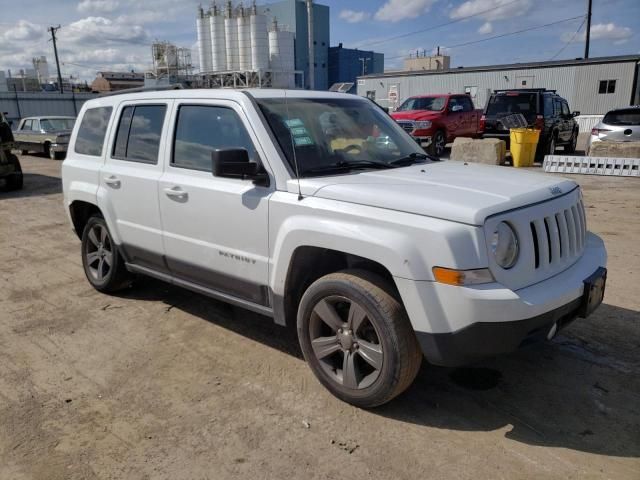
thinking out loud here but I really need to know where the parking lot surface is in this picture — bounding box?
[1,154,639,479]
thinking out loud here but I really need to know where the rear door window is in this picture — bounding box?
[603,109,640,126]
[112,104,166,164]
[74,107,113,156]
[486,93,537,121]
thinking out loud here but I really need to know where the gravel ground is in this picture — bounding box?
[1,154,638,480]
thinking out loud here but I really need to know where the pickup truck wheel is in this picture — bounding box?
[5,154,23,190]
[547,133,557,156]
[297,270,422,408]
[81,216,131,293]
[427,130,446,157]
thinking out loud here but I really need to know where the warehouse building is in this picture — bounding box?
[357,55,640,115]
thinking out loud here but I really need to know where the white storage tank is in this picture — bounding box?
[224,2,239,71]
[209,4,226,72]
[269,21,295,88]
[196,6,213,73]
[250,8,269,71]
[237,6,252,71]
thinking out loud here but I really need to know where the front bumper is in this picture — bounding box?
[411,135,432,148]
[396,232,607,366]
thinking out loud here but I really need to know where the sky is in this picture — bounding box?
[0,0,638,82]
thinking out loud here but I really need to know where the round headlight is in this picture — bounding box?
[491,222,519,269]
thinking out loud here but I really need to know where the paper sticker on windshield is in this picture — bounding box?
[293,136,313,146]
[285,118,304,128]
[290,126,308,136]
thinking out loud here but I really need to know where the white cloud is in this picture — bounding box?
[561,22,633,45]
[77,0,119,14]
[478,21,493,34]
[375,0,438,23]
[339,9,370,24]
[2,20,45,42]
[450,0,532,21]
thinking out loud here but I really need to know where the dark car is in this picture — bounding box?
[481,89,580,158]
[0,112,23,190]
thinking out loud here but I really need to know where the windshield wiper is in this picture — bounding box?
[302,160,392,175]
[388,152,430,166]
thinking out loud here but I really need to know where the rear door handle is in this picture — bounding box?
[104,176,121,188]
[164,186,188,200]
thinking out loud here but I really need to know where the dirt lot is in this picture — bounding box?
[1,154,639,480]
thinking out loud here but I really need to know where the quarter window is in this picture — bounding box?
[112,105,166,163]
[172,105,255,172]
[74,107,113,156]
[598,80,616,94]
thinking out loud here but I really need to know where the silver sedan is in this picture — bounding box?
[587,106,640,154]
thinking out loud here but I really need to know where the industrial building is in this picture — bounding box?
[357,55,640,115]
[328,43,383,92]
[90,71,145,93]
[195,0,329,90]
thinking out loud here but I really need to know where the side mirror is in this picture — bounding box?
[572,111,580,117]
[450,104,464,113]
[211,148,269,186]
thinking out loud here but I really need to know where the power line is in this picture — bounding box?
[366,0,523,48]
[383,15,585,61]
[550,16,586,61]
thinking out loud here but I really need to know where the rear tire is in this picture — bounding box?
[43,142,51,159]
[81,215,131,293]
[21,149,28,155]
[297,270,423,408]
[51,150,65,160]
[5,154,23,190]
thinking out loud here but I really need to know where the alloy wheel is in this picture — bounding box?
[84,224,113,282]
[309,295,384,390]
[434,132,445,156]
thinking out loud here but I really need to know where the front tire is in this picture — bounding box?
[427,130,446,157]
[297,270,423,408]
[81,215,131,293]
[565,129,578,153]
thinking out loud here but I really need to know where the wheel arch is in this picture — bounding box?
[69,200,102,240]
[274,245,399,328]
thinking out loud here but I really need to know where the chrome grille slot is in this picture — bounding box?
[397,121,415,133]
[565,208,576,256]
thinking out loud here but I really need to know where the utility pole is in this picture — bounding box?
[48,25,64,94]
[584,0,592,59]
[359,57,370,76]
[306,0,315,90]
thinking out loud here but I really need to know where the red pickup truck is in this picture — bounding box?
[391,94,483,156]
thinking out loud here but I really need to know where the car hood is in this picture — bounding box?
[391,111,442,121]
[288,161,577,225]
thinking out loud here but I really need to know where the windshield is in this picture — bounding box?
[396,97,446,112]
[603,109,640,126]
[40,118,75,131]
[256,97,427,177]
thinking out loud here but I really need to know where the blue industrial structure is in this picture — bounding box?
[259,0,330,90]
[328,43,384,90]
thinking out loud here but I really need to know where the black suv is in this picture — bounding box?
[481,89,580,158]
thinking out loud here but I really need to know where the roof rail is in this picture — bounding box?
[493,88,557,93]
[98,83,184,97]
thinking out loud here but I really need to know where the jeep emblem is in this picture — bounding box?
[549,186,562,195]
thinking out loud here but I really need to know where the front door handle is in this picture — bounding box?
[164,186,188,200]
[104,175,121,188]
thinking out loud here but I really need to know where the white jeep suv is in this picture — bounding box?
[62,88,607,407]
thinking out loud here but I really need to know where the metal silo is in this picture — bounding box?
[224,1,239,71]
[269,20,295,88]
[250,4,269,71]
[237,5,252,71]
[209,3,226,72]
[196,6,213,73]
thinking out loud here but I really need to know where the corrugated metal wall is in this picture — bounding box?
[357,61,638,116]
[0,92,97,125]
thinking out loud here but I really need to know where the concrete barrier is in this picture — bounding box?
[450,137,506,165]
[588,141,640,159]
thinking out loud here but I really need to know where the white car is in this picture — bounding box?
[587,106,640,154]
[62,88,607,408]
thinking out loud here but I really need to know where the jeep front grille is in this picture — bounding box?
[529,198,586,270]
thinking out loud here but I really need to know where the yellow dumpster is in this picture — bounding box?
[510,128,540,167]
